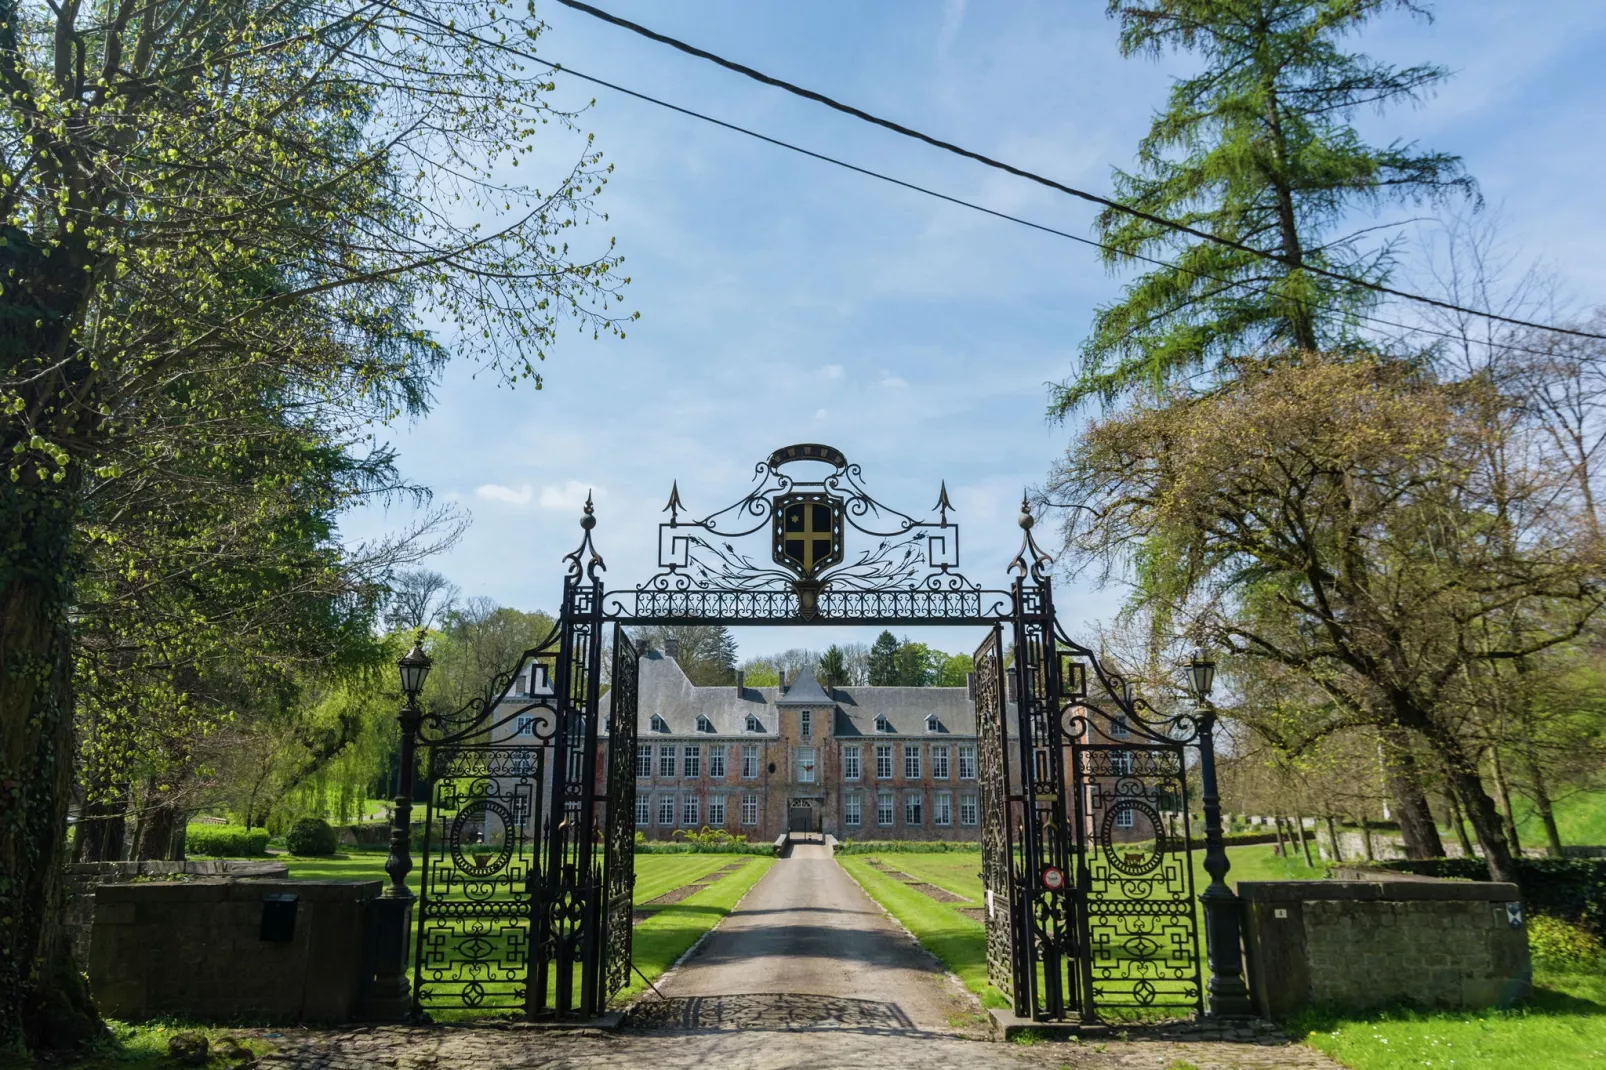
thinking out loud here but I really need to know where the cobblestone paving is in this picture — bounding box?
[248,1020,1348,1070]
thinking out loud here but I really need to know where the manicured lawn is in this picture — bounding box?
[1508,789,1606,851]
[1294,969,1606,1070]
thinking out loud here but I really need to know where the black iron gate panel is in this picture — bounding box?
[414,745,543,1013]
[1071,737,1202,1013]
[597,624,640,1009]
[973,625,1019,1005]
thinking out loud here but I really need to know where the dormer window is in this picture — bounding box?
[650,715,669,733]
[745,714,764,733]
[875,714,893,733]
[925,715,941,733]
[696,715,715,734]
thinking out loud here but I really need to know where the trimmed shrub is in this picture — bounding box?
[1374,857,1606,937]
[834,840,981,855]
[284,817,339,857]
[1528,914,1605,972]
[185,824,270,857]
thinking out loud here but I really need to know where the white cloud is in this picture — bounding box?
[878,373,910,389]
[824,364,844,379]
[539,479,601,511]
[474,483,532,505]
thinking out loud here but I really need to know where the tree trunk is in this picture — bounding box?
[1325,814,1343,863]
[1379,728,1446,859]
[1525,757,1565,858]
[73,787,129,863]
[1360,815,1375,861]
[1294,816,1314,867]
[134,796,184,862]
[1489,745,1523,857]
[0,472,99,1049]
[1273,815,1287,856]
[1439,747,1518,883]
[1445,787,1476,857]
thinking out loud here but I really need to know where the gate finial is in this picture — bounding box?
[664,480,684,523]
[934,480,954,525]
[564,491,606,579]
[1009,491,1052,581]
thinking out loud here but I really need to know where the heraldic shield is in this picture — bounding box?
[772,493,844,578]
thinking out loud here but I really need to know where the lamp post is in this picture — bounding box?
[1188,648,1255,1018]
[365,635,432,1020]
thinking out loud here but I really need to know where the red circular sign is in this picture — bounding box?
[1041,866,1065,891]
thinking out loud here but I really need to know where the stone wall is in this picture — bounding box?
[90,879,379,1023]
[65,859,289,965]
[1240,879,1530,1018]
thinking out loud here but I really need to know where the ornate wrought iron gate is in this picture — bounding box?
[399,443,1211,1024]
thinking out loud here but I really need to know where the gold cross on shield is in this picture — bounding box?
[780,500,836,575]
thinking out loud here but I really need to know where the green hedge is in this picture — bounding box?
[634,842,772,855]
[1374,857,1606,936]
[833,840,981,855]
[284,817,339,857]
[185,824,270,857]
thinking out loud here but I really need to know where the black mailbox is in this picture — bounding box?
[261,894,298,942]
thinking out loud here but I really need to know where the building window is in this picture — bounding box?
[742,743,759,778]
[708,746,726,779]
[658,747,676,779]
[844,793,862,827]
[658,795,675,825]
[904,792,923,826]
[958,743,977,780]
[1109,714,1130,738]
[746,713,764,733]
[876,791,895,826]
[708,795,727,826]
[512,750,535,777]
[1115,806,1136,829]
[926,714,940,733]
[635,795,650,826]
[741,794,758,825]
[797,746,816,783]
[934,792,952,827]
[1110,749,1133,776]
[903,744,921,780]
[874,743,893,780]
[683,744,701,779]
[800,709,812,737]
[959,793,978,826]
[682,795,700,826]
[697,714,715,733]
[843,744,861,781]
[932,744,950,780]
[567,746,585,782]
[875,714,893,733]
[650,714,668,733]
[514,714,538,736]
[636,744,653,779]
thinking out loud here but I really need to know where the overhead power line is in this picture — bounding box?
[551,0,1606,345]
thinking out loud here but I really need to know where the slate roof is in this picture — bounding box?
[598,649,979,738]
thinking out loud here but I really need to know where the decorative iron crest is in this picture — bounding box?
[632,443,977,620]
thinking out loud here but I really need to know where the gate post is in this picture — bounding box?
[1188,651,1254,1018]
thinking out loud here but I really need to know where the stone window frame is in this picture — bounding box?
[934,791,953,827]
[959,792,978,826]
[635,743,653,779]
[1108,714,1130,738]
[931,744,950,780]
[904,792,923,826]
[800,709,812,737]
[708,746,727,780]
[876,791,895,826]
[658,747,676,779]
[903,743,921,780]
[740,793,759,825]
[1115,806,1136,829]
[635,795,650,826]
[796,745,817,783]
[842,744,861,781]
[741,742,759,778]
[657,795,675,825]
[874,743,894,780]
[844,792,862,827]
[682,744,701,779]
[682,794,700,826]
[708,795,727,826]
[957,743,977,780]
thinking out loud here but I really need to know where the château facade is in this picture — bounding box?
[615,642,984,842]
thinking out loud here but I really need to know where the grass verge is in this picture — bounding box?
[621,855,774,1003]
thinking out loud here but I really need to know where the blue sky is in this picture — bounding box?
[346,1,1606,662]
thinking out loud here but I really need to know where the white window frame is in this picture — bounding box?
[934,791,952,827]
[696,714,714,733]
[932,744,950,780]
[708,795,726,826]
[959,793,978,826]
[844,792,862,828]
[635,795,650,826]
[800,709,812,737]
[926,714,939,733]
[746,714,764,733]
[843,744,861,781]
[1109,714,1130,738]
[797,746,816,784]
[650,714,668,733]
[657,795,675,826]
[683,744,701,779]
[904,792,923,826]
[658,747,676,779]
[958,743,977,780]
[903,744,921,780]
[875,714,893,733]
[876,791,895,827]
[874,743,893,780]
[1115,806,1136,829]
[708,746,726,779]
[636,743,653,779]
[741,743,759,778]
[741,793,758,825]
[682,794,700,826]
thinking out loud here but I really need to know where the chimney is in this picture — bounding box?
[663,637,680,660]
[966,671,975,701]
[778,669,788,694]
[735,669,745,694]
[1006,667,1019,703]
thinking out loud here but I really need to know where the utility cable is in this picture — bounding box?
[551,0,1606,344]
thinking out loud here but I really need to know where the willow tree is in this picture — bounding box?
[1054,0,1473,412]
[0,0,629,1046]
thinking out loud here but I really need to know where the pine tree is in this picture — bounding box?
[867,631,900,686]
[1053,0,1475,413]
[818,645,848,688]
